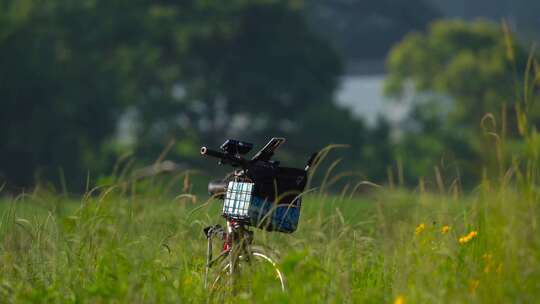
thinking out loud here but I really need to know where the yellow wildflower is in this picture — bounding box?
[469,279,480,293]
[415,223,426,235]
[394,295,405,304]
[441,225,451,234]
[458,230,478,245]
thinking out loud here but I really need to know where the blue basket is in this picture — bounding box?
[222,181,301,233]
[248,196,300,233]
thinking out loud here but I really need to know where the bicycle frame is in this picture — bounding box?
[204,219,254,288]
[200,138,312,294]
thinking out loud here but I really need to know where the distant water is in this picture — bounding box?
[117,74,410,145]
[335,74,410,127]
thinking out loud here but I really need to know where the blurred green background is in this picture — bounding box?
[1,0,539,192]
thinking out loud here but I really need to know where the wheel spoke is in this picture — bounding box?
[206,247,286,301]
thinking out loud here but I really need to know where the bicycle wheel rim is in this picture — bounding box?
[208,248,286,301]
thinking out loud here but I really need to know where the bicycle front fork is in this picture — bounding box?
[203,224,225,288]
[203,220,254,288]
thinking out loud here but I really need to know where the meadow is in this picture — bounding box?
[1,161,539,303]
[1,95,540,302]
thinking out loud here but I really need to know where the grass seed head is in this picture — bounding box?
[469,279,480,293]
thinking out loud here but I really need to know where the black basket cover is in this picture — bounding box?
[246,162,307,206]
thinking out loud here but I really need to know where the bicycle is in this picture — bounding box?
[200,138,317,299]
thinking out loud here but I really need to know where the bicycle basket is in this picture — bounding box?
[223,181,254,220]
[222,179,302,233]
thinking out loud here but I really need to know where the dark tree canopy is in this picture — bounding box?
[429,0,540,42]
[136,2,344,154]
[305,0,440,61]
[0,0,353,189]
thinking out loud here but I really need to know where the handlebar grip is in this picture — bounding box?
[200,147,226,159]
[200,146,247,167]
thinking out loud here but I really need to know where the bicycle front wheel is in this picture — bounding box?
[208,245,286,301]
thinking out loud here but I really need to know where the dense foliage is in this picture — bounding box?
[0,0,360,189]
[1,1,539,193]
[385,19,540,186]
[305,0,439,60]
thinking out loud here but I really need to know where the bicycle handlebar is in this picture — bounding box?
[200,146,247,167]
[200,147,226,159]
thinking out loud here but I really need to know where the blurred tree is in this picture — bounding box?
[385,19,534,131]
[133,1,345,165]
[1,0,367,189]
[384,19,539,186]
[0,1,140,188]
[429,0,540,42]
[304,0,440,61]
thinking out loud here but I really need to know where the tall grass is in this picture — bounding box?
[0,160,539,303]
[0,114,539,302]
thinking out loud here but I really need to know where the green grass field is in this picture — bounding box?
[1,174,539,303]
